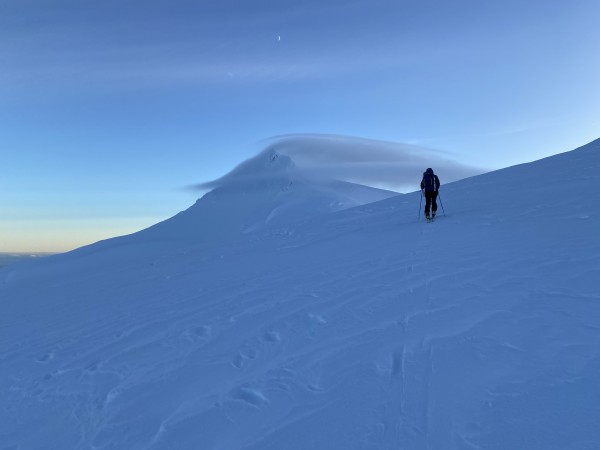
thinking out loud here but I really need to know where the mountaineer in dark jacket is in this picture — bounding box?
[420,168,440,220]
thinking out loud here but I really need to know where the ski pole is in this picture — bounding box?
[418,190,423,219]
[438,191,446,216]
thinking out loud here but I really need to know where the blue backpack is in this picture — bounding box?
[422,169,436,192]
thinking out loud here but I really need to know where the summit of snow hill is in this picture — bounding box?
[1,138,599,450]
[113,148,399,244]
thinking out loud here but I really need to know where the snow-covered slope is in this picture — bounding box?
[129,149,397,243]
[1,138,599,450]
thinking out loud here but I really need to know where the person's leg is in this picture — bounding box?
[431,192,438,216]
[424,192,432,217]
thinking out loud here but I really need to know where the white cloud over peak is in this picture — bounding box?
[198,134,486,193]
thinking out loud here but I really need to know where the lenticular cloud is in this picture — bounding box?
[198,134,486,193]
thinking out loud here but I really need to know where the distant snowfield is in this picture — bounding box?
[1,139,599,449]
[0,253,54,269]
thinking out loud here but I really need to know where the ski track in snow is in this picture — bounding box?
[1,139,600,449]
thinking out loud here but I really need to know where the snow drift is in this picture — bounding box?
[1,138,599,450]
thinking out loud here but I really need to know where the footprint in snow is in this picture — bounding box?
[232,348,258,369]
[35,352,54,363]
[263,331,282,343]
[182,325,212,342]
[229,386,269,407]
[84,362,100,373]
[308,313,327,325]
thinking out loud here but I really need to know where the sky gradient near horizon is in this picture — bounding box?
[2,0,600,253]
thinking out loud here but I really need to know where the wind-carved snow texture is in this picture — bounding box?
[1,139,599,449]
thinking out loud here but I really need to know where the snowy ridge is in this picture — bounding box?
[1,138,599,449]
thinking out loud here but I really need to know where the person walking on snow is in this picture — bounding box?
[421,168,440,220]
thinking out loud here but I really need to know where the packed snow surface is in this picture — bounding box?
[1,139,599,449]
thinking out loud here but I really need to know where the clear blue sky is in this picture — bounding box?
[2,0,599,253]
